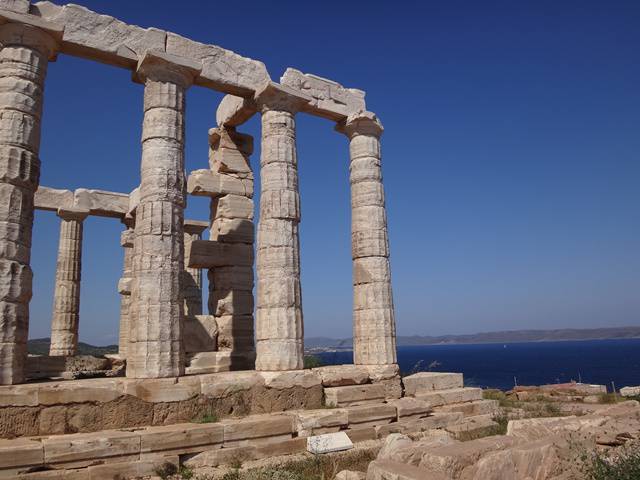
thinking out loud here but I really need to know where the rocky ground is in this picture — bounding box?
[145,384,640,480]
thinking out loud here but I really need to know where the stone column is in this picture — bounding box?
[183,222,206,318]
[207,127,255,357]
[127,52,200,378]
[49,207,89,356]
[337,112,397,366]
[0,23,58,383]
[117,225,134,360]
[254,83,311,371]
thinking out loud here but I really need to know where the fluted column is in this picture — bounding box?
[117,225,134,359]
[254,83,310,371]
[337,112,397,366]
[127,52,200,378]
[49,207,89,356]
[0,23,58,383]
[183,222,206,318]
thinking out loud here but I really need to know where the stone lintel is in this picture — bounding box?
[0,0,30,14]
[184,220,209,235]
[34,186,130,218]
[336,111,384,139]
[216,94,258,128]
[74,188,128,218]
[56,206,89,222]
[280,67,366,121]
[254,81,313,113]
[34,186,73,212]
[0,7,64,45]
[133,49,202,86]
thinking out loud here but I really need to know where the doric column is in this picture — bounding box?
[0,22,58,383]
[337,111,397,366]
[127,52,200,378]
[49,207,89,356]
[254,83,311,371]
[117,224,134,360]
[183,221,207,318]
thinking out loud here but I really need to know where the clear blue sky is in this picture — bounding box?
[29,0,640,345]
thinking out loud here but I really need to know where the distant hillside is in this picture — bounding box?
[306,326,640,350]
[28,338,118,356]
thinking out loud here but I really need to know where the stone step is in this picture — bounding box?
[415,387,483,407]
[367,459,448,480]
[346,403,397,428]
[403,372,463,396]
[388,397,432,420]
[374,412,464,438]
[434,399,500,417]
[444,414,499,440]
[185,351,255,374]
[324,383,386,407]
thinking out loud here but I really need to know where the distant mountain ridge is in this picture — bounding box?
[27,327,640,354]
[306,326,640,349]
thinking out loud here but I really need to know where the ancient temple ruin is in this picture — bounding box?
[0,0,397,384]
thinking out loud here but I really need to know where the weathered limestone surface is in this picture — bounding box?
[621,386,640,397]
[23,1,270,95]
[216,94,257,128]
[117,225,134,359]
[312,365,370,387]
[337,111,396,366]
[206,127,255,360]
[0,21,58,384]
[49,207,88,356]
[325,384,386,407]
[281,68,366,121]
[415,387,483,407]
[182,221,207,318]
[403,372,464,396]
[127,51,200,379]
[34,186,128,217]
[254,82,311,371]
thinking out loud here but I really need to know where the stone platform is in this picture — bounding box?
[0,365,405,438]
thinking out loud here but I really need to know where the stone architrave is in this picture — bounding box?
[337,112,397,366]
[49,206,89,356]
[0,22,58,384]
[254,82,311,371]
[127,51,200,378]
[117,224,134,359]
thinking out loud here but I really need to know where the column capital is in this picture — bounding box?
[57,206,89,222]
[254,81,312,114]
[336,111,384,139]
[0,19,61,59]
[133,50,201,88]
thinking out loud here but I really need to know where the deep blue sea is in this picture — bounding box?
[316,339,640,392]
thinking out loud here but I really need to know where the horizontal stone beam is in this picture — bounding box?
[280,68,366,121]
[74,188,128,218]
[34,187,73,212]
[34,186,128,218]
[216,94,257,128]
[184,220,209,235]
[187,240,253,269]
[0,1,270,97]
[187,169,253,198]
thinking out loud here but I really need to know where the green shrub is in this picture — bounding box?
[581,444,640,480]
[303,355,323,369]
[192,412,218,424]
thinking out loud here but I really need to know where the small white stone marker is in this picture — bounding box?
[307,431,353,454]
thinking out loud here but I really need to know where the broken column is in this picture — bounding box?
[127,52,200,378]
[49,207,89,356]
[207,127,255,357]
[337,112,397,366]
[0,22,58,384]
[117,224,134,360]
[254,83,311,371]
